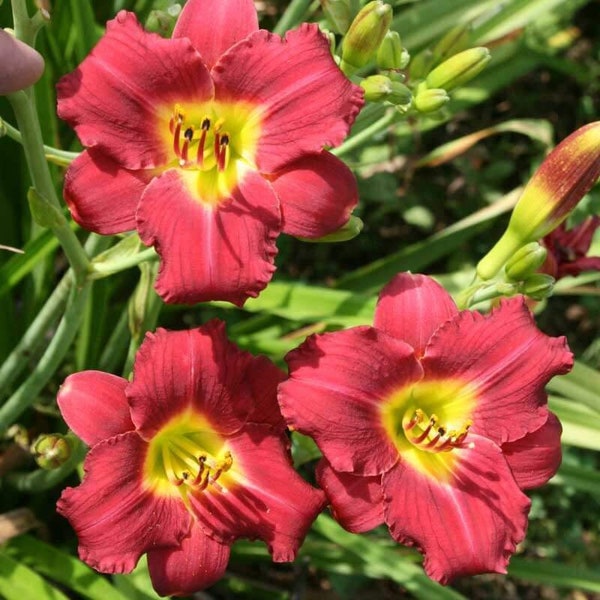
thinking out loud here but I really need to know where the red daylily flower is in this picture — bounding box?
[57,321,326,597]
[278,273,573,584]
[541,216,600,279]
[57,0,363,306]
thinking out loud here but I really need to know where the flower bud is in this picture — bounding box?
[504,242,548,281]
[520,273,555,301]
[32,434,72,470]
[377,31,409,71]
[426,47,491,92]
[413,87,449,113]
[360,75,411,105]
[145,8,180,37]
[341,1,392,74]
[408,48,435,80]
[431,23,471,65]
[320,0,360,34]
[477,122,600,280]
[0,29,44,95]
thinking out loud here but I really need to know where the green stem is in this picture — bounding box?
[7,91,90,282]
[0,282,91,433]
[0,234,105,404]
[273,0,313,35]
[0,272,72,399]
[332,108,397,157]
[1,117,80,166]
[90,246,158,279]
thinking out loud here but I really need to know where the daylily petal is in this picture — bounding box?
[557,256,600,278]
[173,0,258,70]
[136,168,280,306]
[57,432,191,573]
[279,327,423,476]
[190,424,326,560]
[382,434,530,584]
[57,372,133,446]
[127,323,255,439]
[374,273,458,356]
[64,149,152,234]
[316,459,384,533]
[57,11,213,169]
[503,412,562,489]
[270,152,358,238]
[422,298,573,444]
[148,525,230,596]
[213,24,363,173]
[244,356,287,431]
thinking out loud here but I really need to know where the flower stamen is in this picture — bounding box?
[403,408,471,453]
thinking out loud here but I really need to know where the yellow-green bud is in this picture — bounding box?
[408,48,435,80]
[413,87,449,113]
[320,0,360,34]
[360,75,411,105]
[32,434,72,470]
[145,5,181,37]
[431,23,472,65]
[504,242,548,281]
[376,31,409,70]
[520,273,555,301]
[341,1,392,74]
[426,47,491,92]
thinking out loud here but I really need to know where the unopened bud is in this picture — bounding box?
[504,242,548,281]
[32,434,72,470]
[0,29,44,95]
[408,48,435,80]
[320,0,360,34]
[477,122,600,280]
[360,75,411,105]
[341,1,392,74]
[431,23,471,66]
[426,47,491,92]
[413,87,449,113]
[520,273,555,301]
[377,31,409,70]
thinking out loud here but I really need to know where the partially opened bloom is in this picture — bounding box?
[58,0,363,305]
[541,216,600,279]
[57,321,326,597]
[278,273,572,583]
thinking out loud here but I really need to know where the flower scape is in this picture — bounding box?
[57,0,363,305]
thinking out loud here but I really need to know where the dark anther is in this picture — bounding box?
[438,427,446,436]
[184,128,193,141]
[201,118,211,131]
[221,134,230,146]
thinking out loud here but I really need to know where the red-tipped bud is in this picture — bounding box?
[477,122,600,280]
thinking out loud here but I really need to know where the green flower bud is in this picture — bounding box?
[426,47,491,92]
[145,5,181,37]
[431,23,472,66]
[341,1,392,74]
[408,48,435,80]
[413,87,449,113]
[504,242,548,281]
[32,434,72,470]
[360,75,411,105]
[520,273,555,301]
[320,0,360,34]
[377,31,409,70]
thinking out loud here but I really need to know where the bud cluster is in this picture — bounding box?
[324,2,491,115]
